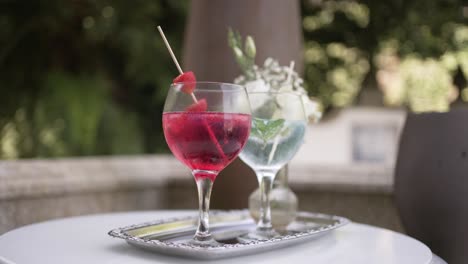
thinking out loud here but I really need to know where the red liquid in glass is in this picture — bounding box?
[163,112,251,181]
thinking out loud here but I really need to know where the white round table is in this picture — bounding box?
[0,211,441,264]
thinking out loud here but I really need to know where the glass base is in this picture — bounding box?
[187,235,222,247]
[237,228,281,243]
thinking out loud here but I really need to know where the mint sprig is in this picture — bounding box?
[250,118,286,143]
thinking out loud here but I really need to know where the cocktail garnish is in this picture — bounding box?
[186,99,207,112]
[158,26,225,161]
[173,71,196,94]
[157,26,199,103]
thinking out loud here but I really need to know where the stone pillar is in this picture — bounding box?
[183,0,303,209]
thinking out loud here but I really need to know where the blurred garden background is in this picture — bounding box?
[0,0,467,159]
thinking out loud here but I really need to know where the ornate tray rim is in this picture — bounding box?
[108,210,350,257]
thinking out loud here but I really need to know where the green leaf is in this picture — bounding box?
[227,28,237,48]
[251,118,286,142]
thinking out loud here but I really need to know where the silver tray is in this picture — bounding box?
[108,210,350,260]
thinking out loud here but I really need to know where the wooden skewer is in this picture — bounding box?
[157,26,183,75]
[286,61,295,84]
[268,61,296,165]
[157,26,198,103]
[190,92,198,102]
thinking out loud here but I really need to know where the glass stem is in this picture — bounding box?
[274,165,289,188]
[193,173,215,242]
[256,170,277,232]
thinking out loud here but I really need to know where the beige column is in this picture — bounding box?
[183,0,304,209]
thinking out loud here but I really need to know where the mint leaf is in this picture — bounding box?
[251,118,286,142]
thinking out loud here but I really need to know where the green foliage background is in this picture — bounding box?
[0,0,466,158]
[301,0,467,111]
[0,1,187,158]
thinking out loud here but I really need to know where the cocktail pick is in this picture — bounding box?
[268,61,296,164]
[157,26,198,102]
[157,26,226,160]
[285,61,295,84]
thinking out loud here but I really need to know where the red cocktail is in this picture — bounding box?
[162,82,251,246]
[163,111,250,181]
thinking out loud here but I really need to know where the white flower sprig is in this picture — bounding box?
[228,29,321,122]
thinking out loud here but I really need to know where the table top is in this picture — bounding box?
[0,211,435,264]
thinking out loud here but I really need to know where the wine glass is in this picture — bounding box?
[162,82,251,246]
[239,91,307,240]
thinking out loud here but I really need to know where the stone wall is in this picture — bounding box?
[0,155,402,235]
[0,156,187,234]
